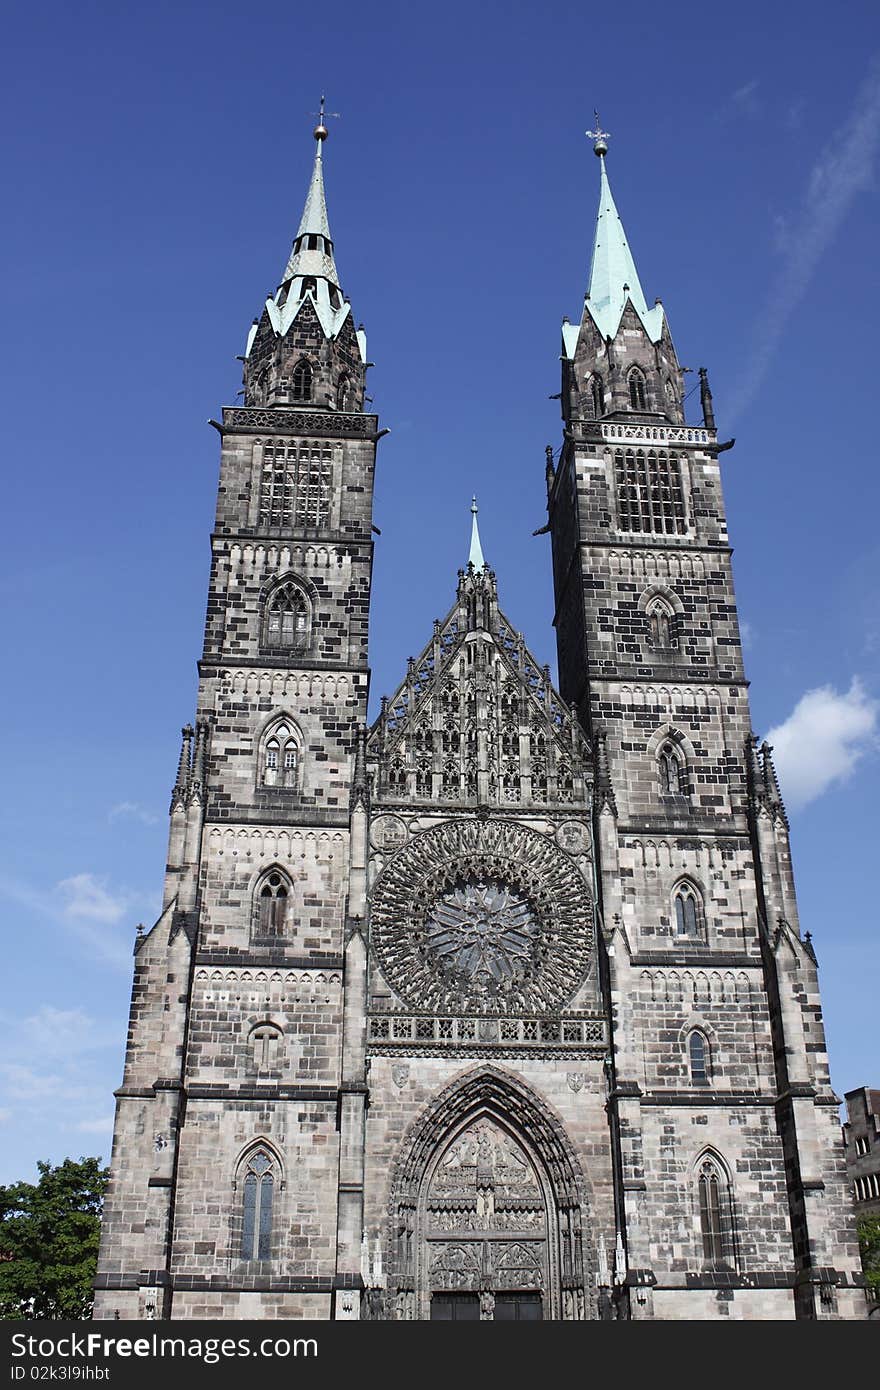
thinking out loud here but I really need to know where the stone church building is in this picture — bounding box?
[93,115,863,1320]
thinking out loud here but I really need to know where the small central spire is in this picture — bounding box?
[468,497,487,571]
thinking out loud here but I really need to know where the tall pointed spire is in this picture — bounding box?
[581,117,664,345]
[468,497,486,570]
[281,98,340,288]
[244,97,368,393]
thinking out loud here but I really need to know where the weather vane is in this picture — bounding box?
[310,94,341,141]
[586,109,609,157]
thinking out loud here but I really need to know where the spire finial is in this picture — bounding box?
[468,497,486,571]
[311,94,339,144]
[586,109,610,158]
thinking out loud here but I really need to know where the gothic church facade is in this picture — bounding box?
[93,117,863,1320]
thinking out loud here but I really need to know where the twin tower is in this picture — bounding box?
[94,116,863,1320]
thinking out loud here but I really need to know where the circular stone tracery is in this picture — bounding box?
[370,820,593,1014]
[426,879,541,989]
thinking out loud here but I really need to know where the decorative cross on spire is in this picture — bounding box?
[311,94,341,142]
[586,110,610,157]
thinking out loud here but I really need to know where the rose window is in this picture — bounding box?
[369,819,593,1014]
[425,880,540,988]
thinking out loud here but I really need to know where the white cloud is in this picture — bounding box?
[21,1006,107,1059]
[739,618,756,649]
[57,873,128,925]
[766,677,879,811]
[109,800,159,827]
[0,1064,71,1100]
[0,1006,122,1171]
[0,871,144,970]
[731,79,760,115]
[728,52,880,422]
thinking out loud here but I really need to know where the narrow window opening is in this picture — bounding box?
[689,1031,709,1085]
[674,884,701,938]
[292,359,313,402]
[629,368,647,409]
[240,1150,275,1261]
[697,1156,734,1268]
[257,872,289,935]
[659,741,683,794]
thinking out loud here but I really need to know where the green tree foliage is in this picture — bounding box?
[858,1213,880,1295]
[0,1157,109,1320]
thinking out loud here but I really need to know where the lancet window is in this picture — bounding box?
[239,1148,277,1261]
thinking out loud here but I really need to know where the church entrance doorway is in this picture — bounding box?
[493,1293,544,1320]
[422,1116,551,1316]
[429,1294,480,1320]
[389,1071,592,1320]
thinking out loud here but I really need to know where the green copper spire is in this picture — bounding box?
[281,99,340,287]
[580,118,664,345]
[468,497,486,571]
[247,99,366,364]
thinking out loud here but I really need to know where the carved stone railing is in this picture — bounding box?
[367,1011,606,1056]
[222,406,377,438]
[598,422,714,446]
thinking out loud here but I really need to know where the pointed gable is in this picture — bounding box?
[367,566,590,807]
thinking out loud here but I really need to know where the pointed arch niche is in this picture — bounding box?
[387,1069,594,1321]
[637,584,684,654]
[258,713,303,791]
[646,725,695,801]
[252,865,293,942]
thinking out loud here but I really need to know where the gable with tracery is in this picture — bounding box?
[367,565,590,808]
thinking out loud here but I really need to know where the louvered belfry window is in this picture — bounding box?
[615,449,687,534]
[259,442,332,530]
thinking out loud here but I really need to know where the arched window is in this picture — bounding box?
[588,375,605,419]
[659,740,683,795]
[255,870,290,936]
[689,1030,709,1085]
[555,762,574,803]
[261,720,300,789]
[292,359,313,402]
[336,376,350,410]
[696,1154,734,1268]
[502,768,521,802]
[674,881,702,938]
[647,598,676,650]
[442,758,459,797]
[239,1148,276,1261]
[628,367,647,409]
[265,582,309,651]
[387,759,406,794]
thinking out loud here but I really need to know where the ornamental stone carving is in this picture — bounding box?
[370,819,593,1014]
[370,814,408,852]
[555,820,591,857]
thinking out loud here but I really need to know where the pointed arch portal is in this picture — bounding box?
[388,1069,593,1320]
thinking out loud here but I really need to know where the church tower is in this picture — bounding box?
[94,116,864,1321]
[94,109,380,1320]
[545,119,863,1318]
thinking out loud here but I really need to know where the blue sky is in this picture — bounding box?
[1,0,878,1183]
